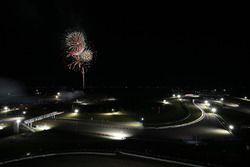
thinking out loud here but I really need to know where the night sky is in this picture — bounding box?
[1,1,249,88]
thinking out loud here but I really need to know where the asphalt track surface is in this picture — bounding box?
[0,152,203,167]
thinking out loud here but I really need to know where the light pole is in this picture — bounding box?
[14,119,21,134]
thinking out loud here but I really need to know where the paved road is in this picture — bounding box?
[0,152,200,167]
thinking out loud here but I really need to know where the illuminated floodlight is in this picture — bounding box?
[109,132,128,140]
[101,111,124,116]
[163,100,169,104]
[204,100,210,106]
[220,98,224,101]
[184,94,200,98]
[0,124,7,130]
[226,103,239,108]
[172,94,176,97]
[111,108,115,112]
[74,109,79,113]
[229,124,234,130]
[16,119,21,124]
[244,96,248,99]
[22,111,26,115]
[35,125,51,131]
[4,106,9,110]
[55,95,59,99]
[106,98,116,101]
[211,108,217,113]
[141,117,144,121]
[177,94,181,98]
[57,92,61,96]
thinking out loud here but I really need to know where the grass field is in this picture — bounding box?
[60,98,197,127]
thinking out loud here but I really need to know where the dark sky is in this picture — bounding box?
[0,1,249,88]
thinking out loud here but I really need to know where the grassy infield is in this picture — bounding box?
[61,99,202,127]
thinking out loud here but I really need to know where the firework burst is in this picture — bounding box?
[82,49,93,62]
[64,31,94,89]
[65,31,86,57]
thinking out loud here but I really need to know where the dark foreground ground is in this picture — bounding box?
[1,154,185,167]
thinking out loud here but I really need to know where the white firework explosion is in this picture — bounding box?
[82,49,93,62]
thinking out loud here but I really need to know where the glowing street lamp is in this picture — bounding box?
[204,100,210,106]
[229,124,234,130]
[4,106,9,110]
[211,108,217,113]
[177,94,181,98]
[15,119,22,133]
[172,94,176,98]
[141,117,144,121]
[220,98,224,101]
[163,100,169,104]
[55,95,59,99]
[16,119,21,124]
[57,92,61,96]
[244,96,248,99]
[22,111,26,115]
[74,109,79,113]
